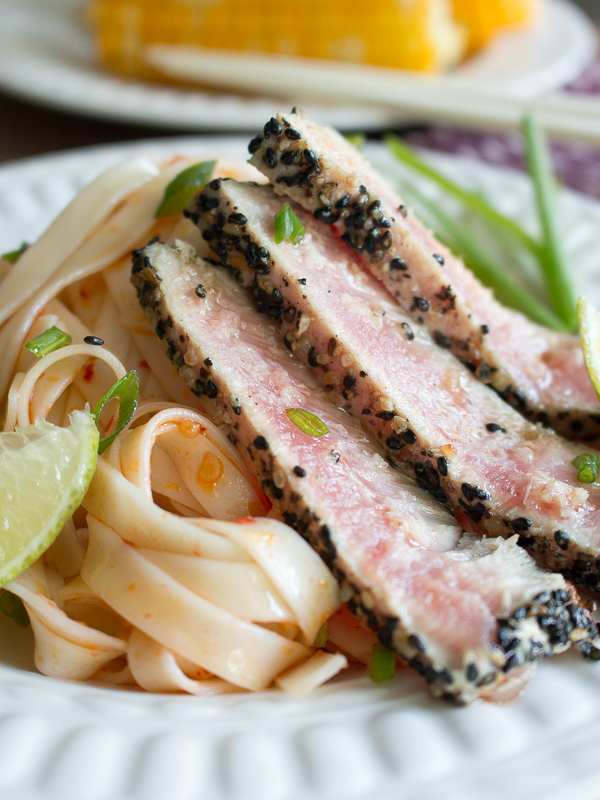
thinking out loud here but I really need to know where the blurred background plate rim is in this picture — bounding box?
[0,0,596,132]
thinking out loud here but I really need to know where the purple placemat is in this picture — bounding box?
[403,57,600,199]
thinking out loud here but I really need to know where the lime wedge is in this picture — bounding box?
[0,410,98,588]
[578,297,600,400]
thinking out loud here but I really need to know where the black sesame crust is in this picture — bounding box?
[187,180,600,597]
[246,109,600,446]
[131,240,597,703]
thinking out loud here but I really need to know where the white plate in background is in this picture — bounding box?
[2,137,600,800]
[0,0,596,132]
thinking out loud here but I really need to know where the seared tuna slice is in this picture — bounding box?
[247,110,600,444]
[190,179,600,594]
[132,239,595,704]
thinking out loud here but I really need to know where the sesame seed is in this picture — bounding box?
[386,437,403,451]
[314,207,339,224]
[280,151,296,165]
[401,322,414,341]
[511,517,532,532]
[263,148,277,169]
[83,335,104,346]
[248,135,263,154]
[433,331,452,349]
[285,128,302,140]
[202,380,216,398]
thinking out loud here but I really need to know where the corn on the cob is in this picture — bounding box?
[90,0,467,78]
[451,0,540,53]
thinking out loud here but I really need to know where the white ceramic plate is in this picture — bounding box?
[3,138,600,800]
[0,0,596,132]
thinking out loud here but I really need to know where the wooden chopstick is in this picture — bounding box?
[145,45,600,144]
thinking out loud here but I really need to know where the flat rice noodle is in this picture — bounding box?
[0,158,160,327]
[202,517,340,644]
[116,406,267,519]
[139,550,294,622]
[0,162,181,399]
[127,629,241,695]
[82,457,251,561]
[275,651,348,697]
[81,516,310,690]
[7,570,126,681]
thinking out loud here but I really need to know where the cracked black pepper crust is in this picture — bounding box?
[185,180,600,597]
[246,110,600,445]
[131,240,598,704]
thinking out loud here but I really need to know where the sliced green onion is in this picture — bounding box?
[92,370,139,454]
[286,408,329,437]
[345,133,366,151]
[1,242,29,264]
[578,467,597,483]
[522,116,577,331]
[397,179,566,331]
[25,326,72,358]
[572,454,600,482]
[385,134,541,257]
[313,622,329,648]
[0,591,29,627]
[572,453,600,470]
[274,203,305,245]
[371,643,396,683]
[572,453,600,483]
[155,160,217,218]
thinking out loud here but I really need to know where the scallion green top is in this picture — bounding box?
[370,643,396,683]
[274,204,305,245]
[572,453,600,484]
[25,326,72,358]
[156,160,216,218]
[1,242,29,264]
[92,370,139,454]
[286,408,329,437]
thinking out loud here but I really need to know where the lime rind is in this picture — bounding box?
[578,297,600,401]
[0,409,98,589]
